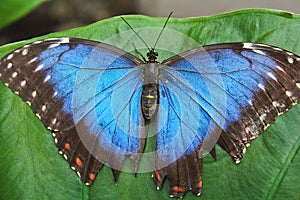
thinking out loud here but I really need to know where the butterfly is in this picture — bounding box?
[0,18,300,198]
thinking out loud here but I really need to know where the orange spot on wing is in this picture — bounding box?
[58,131,64,136]
[75,157,83,168]
[171,186,184,193]
[229,151,236,157]
[197,181,202,188]
[64,143,71,151]
[154,169,162,182]
[89,173,95,181]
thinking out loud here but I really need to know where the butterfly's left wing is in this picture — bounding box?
[0,38,146,184]
[153,43,300,197]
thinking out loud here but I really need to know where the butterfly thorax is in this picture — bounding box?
[141,49,160,121]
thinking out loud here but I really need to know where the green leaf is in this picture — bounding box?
[0,0,45,29]
[1,8,300,200]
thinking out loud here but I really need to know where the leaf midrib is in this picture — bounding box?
[265,131,300,199]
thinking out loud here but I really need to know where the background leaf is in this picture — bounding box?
[0,0,44,30]
[0,8,300,200]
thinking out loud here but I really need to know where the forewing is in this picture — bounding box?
[0,38,145,184]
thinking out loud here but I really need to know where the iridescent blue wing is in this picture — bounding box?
[153,43,300,197]
[0,38,146,184]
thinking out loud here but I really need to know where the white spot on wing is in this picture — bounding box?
[287,57,294,64]
[247,99,253,106]
[253,49,266,55]
[22,49,29,56]
[272,101,285,108]
[20,80,26,87]
[7,63,12,69]
[59,37,70,43]
[273,47,283,51]
[35,64,44,72]
[256,44,269,47]
[52,118,57,124]
[276,66,285,73]
[243,43,254,49]
[259,113,267,121]
[44,75,51,82]
[286,91,292,97]
[53,91,58,97]
[272,101,279,107]
[12,72,18,78]
[33,40,42,44]
[7,54,14,60]
[48,43,60,49]
[245,127,251,134]
[42,105,47,111]
[32,90,37,98]
[14,91,19,95]
[242,147,247,154]
[28,57,38,64]
[267,72,277,81]
[258,83,265,91]
[250,135,258,140]
[45,38,60,41]
[26,101,32,106]
[36,113,41,119]
[296,83,300,89]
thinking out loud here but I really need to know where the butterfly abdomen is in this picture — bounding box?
[141,83,159,120]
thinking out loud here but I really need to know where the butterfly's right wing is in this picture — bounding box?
[0,38,146,184]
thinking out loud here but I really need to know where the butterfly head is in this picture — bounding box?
[121,12,172,64]
[147,48,159,63]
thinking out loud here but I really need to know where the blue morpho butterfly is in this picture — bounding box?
[1,13,300,198]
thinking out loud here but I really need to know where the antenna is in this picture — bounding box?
[153,11,173,49]
[121,17,151,51]
[120,12,173,50]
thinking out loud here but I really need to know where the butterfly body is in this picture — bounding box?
[1,37,300,198]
